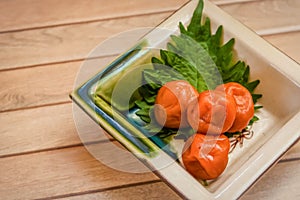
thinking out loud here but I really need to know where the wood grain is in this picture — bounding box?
[1,149,295,200]
[0,0,188,33]
[0,56,118,112]
[59,181,181,200]
[241,160,300,200]
[0,61,78,111]
[219,0,300,35]
[0,0,300,199]
[0,103,78,157]
[263,31,300,64]
[57,159,300,200]
[0,101,120,157]
[1,32,299,112]
[282,142,300,161]
[1,99,299,160]
[0,12,169,70]
[212,0,259,5]
[0,0,259,33]
[1,31,299,158]
[1,0,300,71]
[0,145,158,200]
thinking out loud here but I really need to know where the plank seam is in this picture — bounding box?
[0,139,116,159]
[0,9,177,35]
[279,156,300,163]
[212,0,260,6]
[1,28,299,72]
[0,54,120,73]
[0,0,254,34]
[258,25,300,37]
[34,180,162,200]
[0,100,72,113]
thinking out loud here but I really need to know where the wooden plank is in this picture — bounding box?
[0,0,188,33]
[59,181,181,200]
[0,56,116,112]
[0,103,78,157]
[263,31,300,64]
[13,156,297,200]
[0,111,299,199]
[0,0,260,33]
[0,98,126,157]
[1,32,300,158]
[0,61,77,111]
[241,160,300,199]
[281,142,300,161]
[1,32,299,112]
[0,121,297,200]
[211,0,260,5]
[1,0,300,71]
[0,12,170,70]
[0,103,110,157]
[0,145,158,200]
[219,0,300,35]
[1,98,299,160]
[1,134,297,200]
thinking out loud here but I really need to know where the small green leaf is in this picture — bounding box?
[249,115,259,126]
[151,57,163,65]
[241,65,250,84]
[254,105,263,110]
[179,22,188,35]
[252,94,263,104]
[133,0,262,142]
[246,80,260,92]
[187,0,204,37]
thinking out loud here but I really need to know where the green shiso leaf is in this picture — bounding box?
[134,0,262,139]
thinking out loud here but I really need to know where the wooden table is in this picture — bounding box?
[1,0,299,199]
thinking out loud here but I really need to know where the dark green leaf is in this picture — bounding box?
[179,22,188,35]
[151,57,163,65]
[245,80,260,92]
[241,65,250,84]
[252,94,263,104]
[187,0,204,37]
[133,0,262,141]
[254,105,263,110]
[249,115,259,126]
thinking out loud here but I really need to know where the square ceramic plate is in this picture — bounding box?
[70,0,300,199]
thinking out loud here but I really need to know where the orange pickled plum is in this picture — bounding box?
[182,133,230,180]
[154,80,199,128]
[187,90,236,134]
[216,82,254,132]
